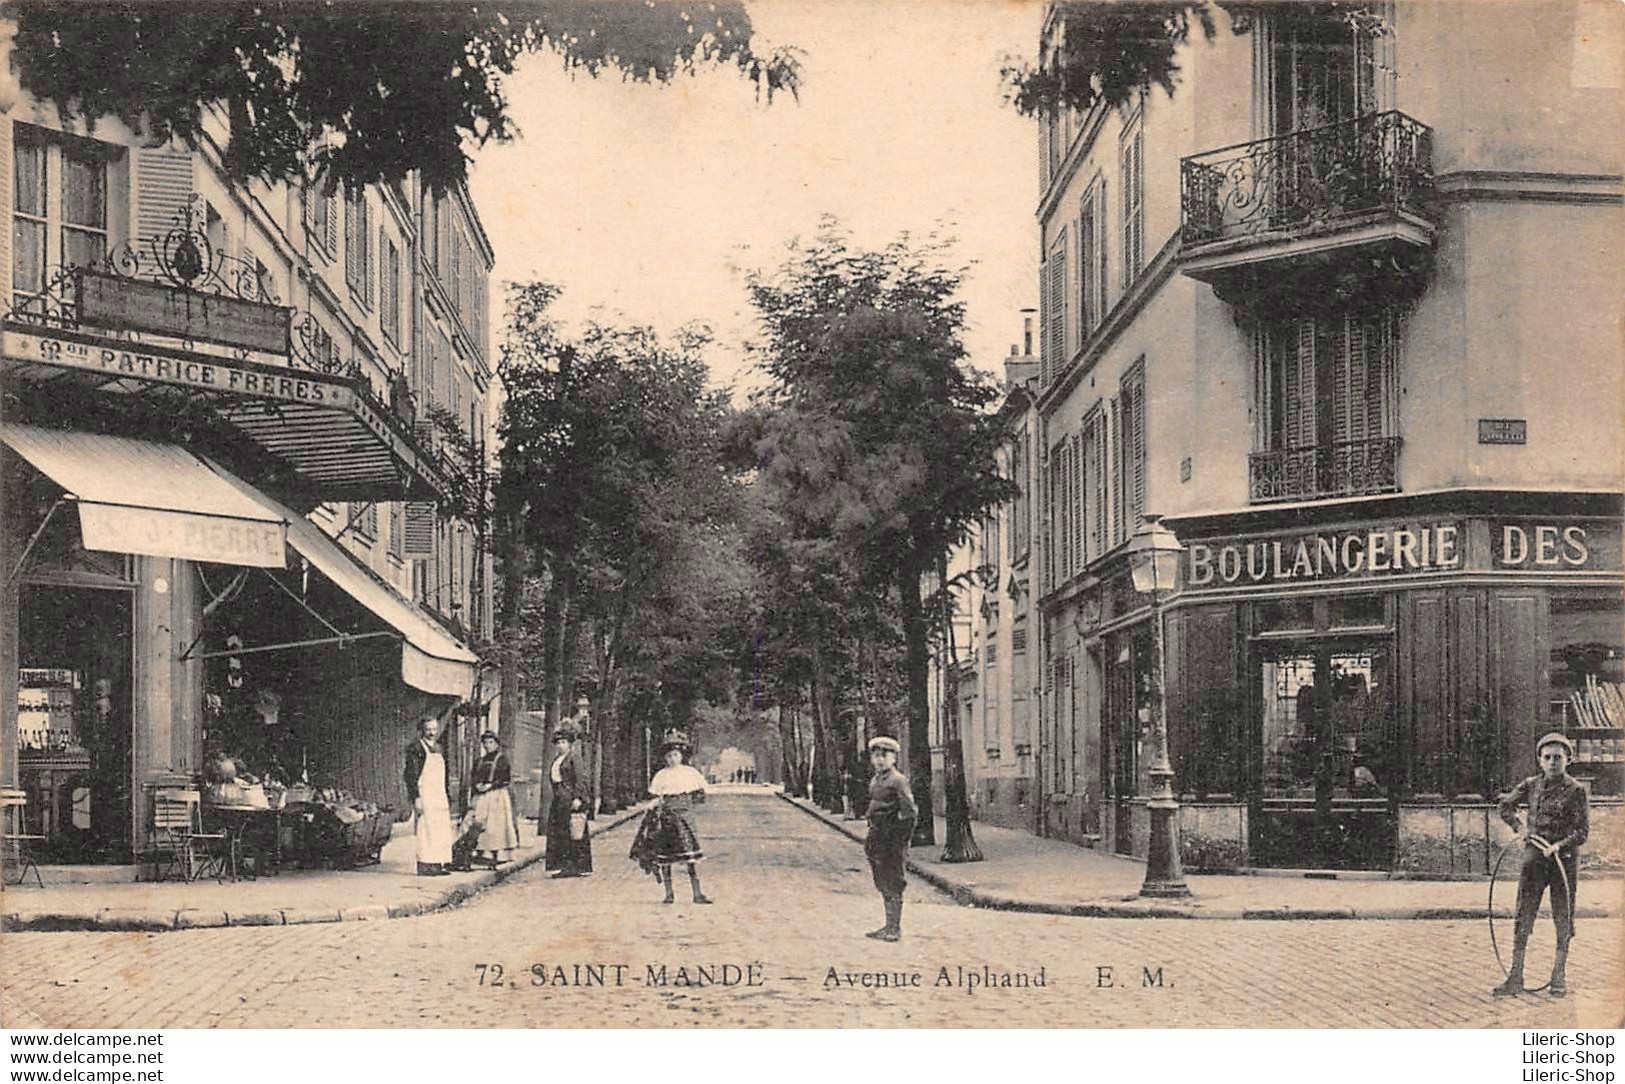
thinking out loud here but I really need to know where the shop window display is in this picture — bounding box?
[1549,595,1624,797]
[16,588,132,862]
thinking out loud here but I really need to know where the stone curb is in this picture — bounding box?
[0,801,652,935]
[776,792,1616,922]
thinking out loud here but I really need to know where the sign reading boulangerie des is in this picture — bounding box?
[1186,520,1617,588]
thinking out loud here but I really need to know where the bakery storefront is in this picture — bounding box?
[1158,498,1623,874]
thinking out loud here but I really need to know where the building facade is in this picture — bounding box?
[1,85,497,868]
[1032,1,1623,872]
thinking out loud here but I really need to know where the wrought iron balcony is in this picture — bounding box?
[1183,111,1433,246]
[1180,113,1436,312]
[1248,438,1401,504]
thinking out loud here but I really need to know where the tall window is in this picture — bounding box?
[1269,3,1378,135]
[344,192,371,307]
[1010,431,1030,556]
[388,502,405,560]
[1079,175,1108,335]
[13,125,113,307]
[305,183,337,257]
[380,232,401,344]
[1118,362,1148,540]
[1069,433,1085,575]
[1255,311,1397,452]
[1120,116,1145,289]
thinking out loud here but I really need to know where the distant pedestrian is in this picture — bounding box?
[1493,732,1589,997]
[630,730,713,904]
[863,736,916,941]
[470,732,520,868]
[544,728,593,878]
[404,715,454,876]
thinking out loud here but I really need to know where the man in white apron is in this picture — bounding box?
[404,715,454,876]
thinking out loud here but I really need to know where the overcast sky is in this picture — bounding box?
[467,0,1041,396]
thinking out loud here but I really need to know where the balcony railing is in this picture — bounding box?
[1248,437,1401,504]
[1181,112,1433,249]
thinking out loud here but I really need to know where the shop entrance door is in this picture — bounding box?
[1255,641,1395,869]
[17,587,133,862]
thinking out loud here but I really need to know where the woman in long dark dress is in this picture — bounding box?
[629,732,712,904]
[544,728,593,877]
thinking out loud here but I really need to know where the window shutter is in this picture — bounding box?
[1066,432,1079,572]
[1039,256,1052,386]
[1131,132,1145,275]
[134,145,194,244]
[1284,318,1317,449]
[1053,236,1068,369]
[1111,396,1125,545]
[1335,315,1366,443]
[1131,374,1147,522]
[403,502,436,559]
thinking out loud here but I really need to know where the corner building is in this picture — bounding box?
[1033,1,1623,872]
[0,84,497,868]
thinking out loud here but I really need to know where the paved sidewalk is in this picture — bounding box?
[782,793,1624,921]
[0,802,651,934]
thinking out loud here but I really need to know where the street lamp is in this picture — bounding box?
[1123,513,1192,899]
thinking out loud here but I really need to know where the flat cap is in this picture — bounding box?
[1535,731,1575,756]
[868,736,900,754]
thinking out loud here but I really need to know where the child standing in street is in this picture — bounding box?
[863,735,917,942]
[1493,731,1590,998]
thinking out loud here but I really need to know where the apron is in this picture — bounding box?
[415,745,454,865]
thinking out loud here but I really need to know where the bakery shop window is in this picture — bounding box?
[1549,594,1624,797]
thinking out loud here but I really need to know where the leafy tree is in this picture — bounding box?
[8,1,801,193]
[1001,1,1226,118]
[493,286,746,805]
[745,221,1016,857]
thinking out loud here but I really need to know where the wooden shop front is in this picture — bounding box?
[1160,495,1623,873]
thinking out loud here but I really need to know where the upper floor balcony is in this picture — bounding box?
[1179,112,1437,312]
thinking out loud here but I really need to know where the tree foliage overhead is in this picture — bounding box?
[8,1,801,193]
[1002,1,1226,118]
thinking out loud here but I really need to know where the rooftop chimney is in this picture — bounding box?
[1020,308,1037,358]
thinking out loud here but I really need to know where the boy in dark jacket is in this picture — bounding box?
[863,736,918,942]
[1493,732,1590,997]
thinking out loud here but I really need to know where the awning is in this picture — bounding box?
[2,424,287,568]
[208,468,479,698]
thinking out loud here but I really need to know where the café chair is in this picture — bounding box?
[1,788,46,888]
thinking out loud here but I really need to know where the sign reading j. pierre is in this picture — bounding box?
[3,326,352,408]
[1186,518,1618,589]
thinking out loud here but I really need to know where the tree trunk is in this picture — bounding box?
[897,555,936,845]
[495,509,530,779]
[938,553,982,862]
[810,643,843,814]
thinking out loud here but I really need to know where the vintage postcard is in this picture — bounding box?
[0,0,1622,1038]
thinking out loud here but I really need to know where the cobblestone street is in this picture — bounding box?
[3,792,1620,1029]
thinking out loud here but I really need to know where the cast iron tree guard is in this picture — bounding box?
[938,553,983,864]
[1126,514,1191,899]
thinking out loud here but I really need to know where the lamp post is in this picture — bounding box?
[1124,513,1191,899]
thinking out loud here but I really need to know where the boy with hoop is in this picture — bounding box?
[1493,731,1590,998]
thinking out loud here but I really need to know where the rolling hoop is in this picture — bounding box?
[1488,835,1573,994]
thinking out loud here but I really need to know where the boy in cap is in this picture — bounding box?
[1493,731,1589,997]
[863,735,917,942]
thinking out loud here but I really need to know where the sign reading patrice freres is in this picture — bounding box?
[3,327,352,408]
